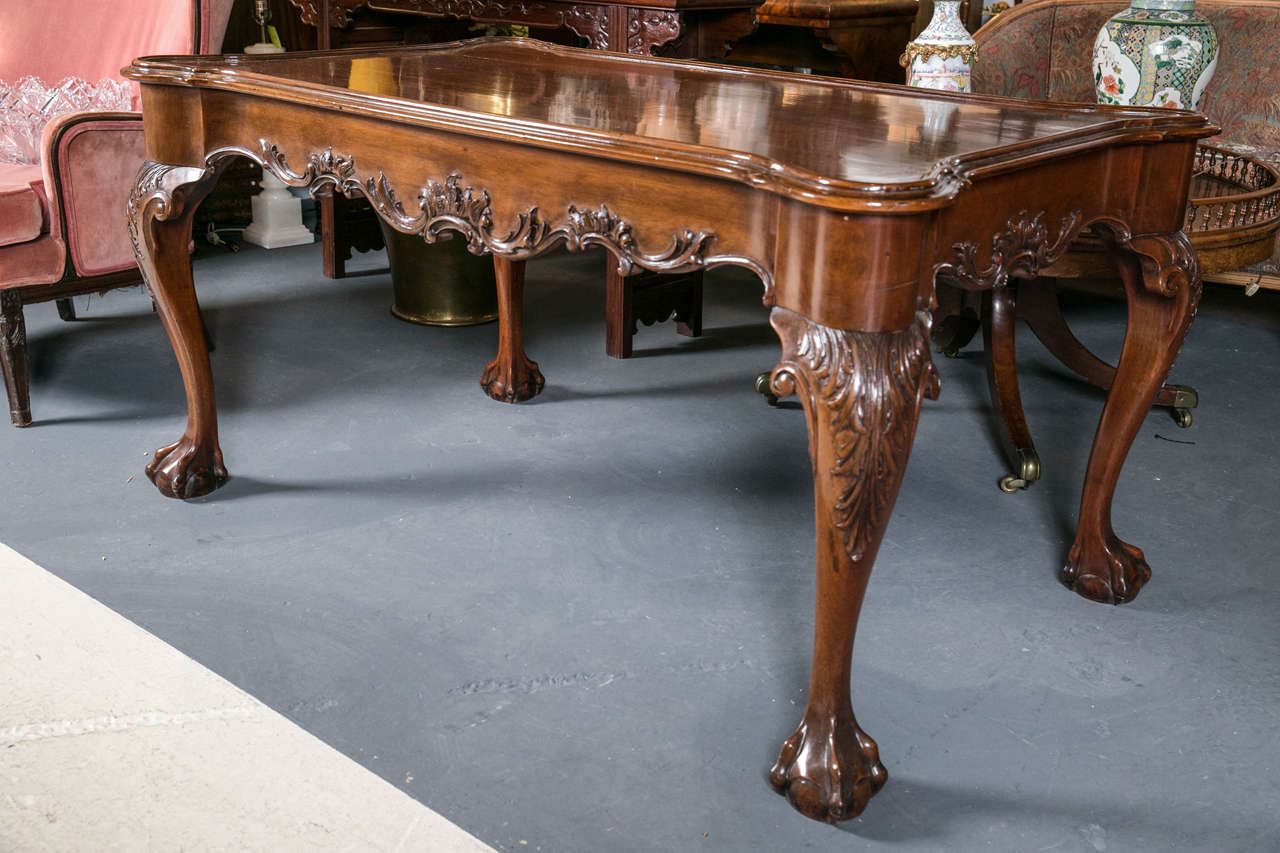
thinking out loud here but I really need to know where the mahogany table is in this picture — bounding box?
[287,0,916,356]
[123,40,1214,824]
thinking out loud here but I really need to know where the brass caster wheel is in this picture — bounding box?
[999,448,1041,494]
[999,474,1029,493]
[1166,385,1196,428]
[755,371,778,406]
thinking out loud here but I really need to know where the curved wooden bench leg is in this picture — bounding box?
[1019,281,1197,426]
[982,286,1040,492]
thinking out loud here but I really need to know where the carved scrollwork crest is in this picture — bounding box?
[564,204,713,275]
[1087,216,1200,298]
[286,0,368,28]
[627,9,682,54]
[770,309,939,565]
[370,0,549,16]
[562,6,610,49]
[936,208,1083,290]
[127,160,217,274]
[242,140,748,281]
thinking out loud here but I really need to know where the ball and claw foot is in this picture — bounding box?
[769,712,888,824]
[146,437,229,499]
[755,371,778,406]
[1061,534,1152,604]
[480,355,544,403]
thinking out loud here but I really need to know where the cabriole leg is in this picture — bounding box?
[481,257,544,403]
[1062,231,1201,603]
[767,307,938,823]
[128,160,227,499]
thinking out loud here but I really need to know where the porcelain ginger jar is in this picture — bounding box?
[1093,0,1218,110]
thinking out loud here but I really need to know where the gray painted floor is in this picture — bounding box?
[2,243,1277,852]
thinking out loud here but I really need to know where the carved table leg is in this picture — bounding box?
[1062,231,1201,604]
[767,307,939,823]
[481,257,544,403]
[983,286,1040,493]
[128,160,227,499]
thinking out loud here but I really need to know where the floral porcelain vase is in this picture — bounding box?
[1093,0,1219,110]
[903,1,977,92]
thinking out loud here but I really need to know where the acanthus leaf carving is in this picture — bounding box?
[770,308,939,566]
[936,208,1083,290]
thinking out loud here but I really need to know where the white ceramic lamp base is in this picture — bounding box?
[241,42,313,250]
[242,172,314,249]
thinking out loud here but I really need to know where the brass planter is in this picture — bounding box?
[378,221,497,326]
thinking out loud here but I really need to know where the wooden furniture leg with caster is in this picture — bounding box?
[983,286,1041,492]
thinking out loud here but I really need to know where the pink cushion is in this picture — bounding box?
[0,164,48,247]
[0,232,65,289]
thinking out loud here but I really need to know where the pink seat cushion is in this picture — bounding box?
[0,164,48,247]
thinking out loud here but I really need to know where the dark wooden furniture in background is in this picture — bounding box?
[280,0,914,355]
[729,0,916,80]
[124,39,1212,824]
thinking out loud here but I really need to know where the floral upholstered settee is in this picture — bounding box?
[971,0,1280,285]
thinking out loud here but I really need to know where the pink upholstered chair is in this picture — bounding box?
[0,0,235,426]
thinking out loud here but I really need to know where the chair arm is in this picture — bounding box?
[40,111,147,278]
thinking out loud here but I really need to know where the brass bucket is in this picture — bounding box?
[379,221,497,326]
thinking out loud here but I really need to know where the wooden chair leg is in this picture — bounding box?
[56,298,76,321]
[1019,280,1197,426]
[0,291,32,427]
[982,286,1039,492]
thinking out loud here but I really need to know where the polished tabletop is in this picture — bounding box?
[127,38,1208,201]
